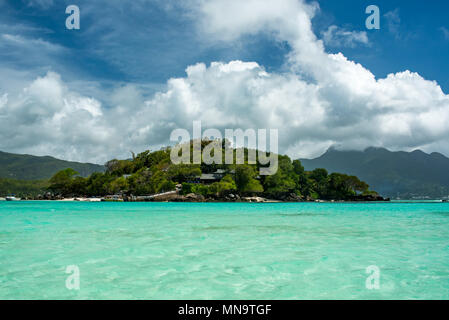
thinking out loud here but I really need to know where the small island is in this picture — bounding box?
[23,140,388,202]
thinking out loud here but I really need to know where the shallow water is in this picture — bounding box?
[1,201,449,299]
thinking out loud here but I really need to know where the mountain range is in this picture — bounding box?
[301,147,449,199]
[0,150,104,181]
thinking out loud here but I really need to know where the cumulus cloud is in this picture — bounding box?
[1,0,449,163]
[0,72,112,163]
[321,25,369,48]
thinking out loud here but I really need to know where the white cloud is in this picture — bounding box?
[384,9,401,39]
[26,0,54,9]
[0,72,113,163]
[441,27,449,40]
[1,33,61,52]
[0,94,7,111]
[1,0,449,163]
[0,32,66,74]
[321,25,369,48]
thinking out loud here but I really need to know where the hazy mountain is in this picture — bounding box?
[0,150,105,181]
[301,147,449,199]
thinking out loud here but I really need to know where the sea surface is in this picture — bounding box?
[1,201,449,299]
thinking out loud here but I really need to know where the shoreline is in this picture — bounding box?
[8,191,390,203]
[0,198,449,204]
[7,194,449,204]
[1,198,400,203]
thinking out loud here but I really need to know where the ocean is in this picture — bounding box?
[1,201,448,299]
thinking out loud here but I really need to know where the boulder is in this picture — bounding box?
[185,193,205,202]
[284,193,303,202]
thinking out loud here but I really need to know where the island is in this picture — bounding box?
[18,140,388,202]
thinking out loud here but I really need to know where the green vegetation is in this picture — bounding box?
[0,150,104,180]
[181,174,237,197]
[301,147,449,199]
[0,178,49,198]
[44,140,376,200]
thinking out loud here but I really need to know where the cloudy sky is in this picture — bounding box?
[1,0,449,164]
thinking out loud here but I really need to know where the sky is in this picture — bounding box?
[0,0,449,164]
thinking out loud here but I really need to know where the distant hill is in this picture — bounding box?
[301,147,449,199]
[0,150,105,180]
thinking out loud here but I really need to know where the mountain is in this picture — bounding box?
[0,150,105,180]
[301,147,449,199]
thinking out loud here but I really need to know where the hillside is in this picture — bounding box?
[44,140,381,201]
[0,150,105,180]
[0,178,49,198]
[301,147,449,199]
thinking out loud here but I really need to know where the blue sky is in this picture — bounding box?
[1,0,449,163]
[2,0,448,91]
[317,0,449,92]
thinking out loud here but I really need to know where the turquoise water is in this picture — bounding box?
[1,201,449,299]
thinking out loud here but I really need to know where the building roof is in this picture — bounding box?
[200,174,220,180]
[198,169,230,181]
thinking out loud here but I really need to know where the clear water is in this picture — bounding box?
[1,201,449,299]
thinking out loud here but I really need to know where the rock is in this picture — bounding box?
[348,194,390,202]
[268,192,303,202]
[185,193,205,202]
[284,193,303,202]
[242,196,266,203]
[171,195,187,202]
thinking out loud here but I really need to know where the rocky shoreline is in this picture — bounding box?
[144,192,389,203]
[18,192,390,202]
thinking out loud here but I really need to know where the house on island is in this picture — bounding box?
[189,169,231,184]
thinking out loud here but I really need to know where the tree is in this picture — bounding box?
[327,173,370,199]
[71,176,87,195]
[292,159,305,175]
[167,164,201,183]
[86,172,114,196]
[105,159,134,176]
[308,168,329,198]
[48,168,79,195]
[235,165,263,193]
[292,159,308,196]
[127,168,154,195]
[309,168,328,183]
[107,177,129,194]
[40,141,377,201]
[347,175,369,194]
[264,171,296,194]
[209,175,237,195]
[148,171,175,194]
[263,156,297,194]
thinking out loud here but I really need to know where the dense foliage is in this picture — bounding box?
[46,141,376,200]
[301,147,449,199]
[0,178,49,197]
